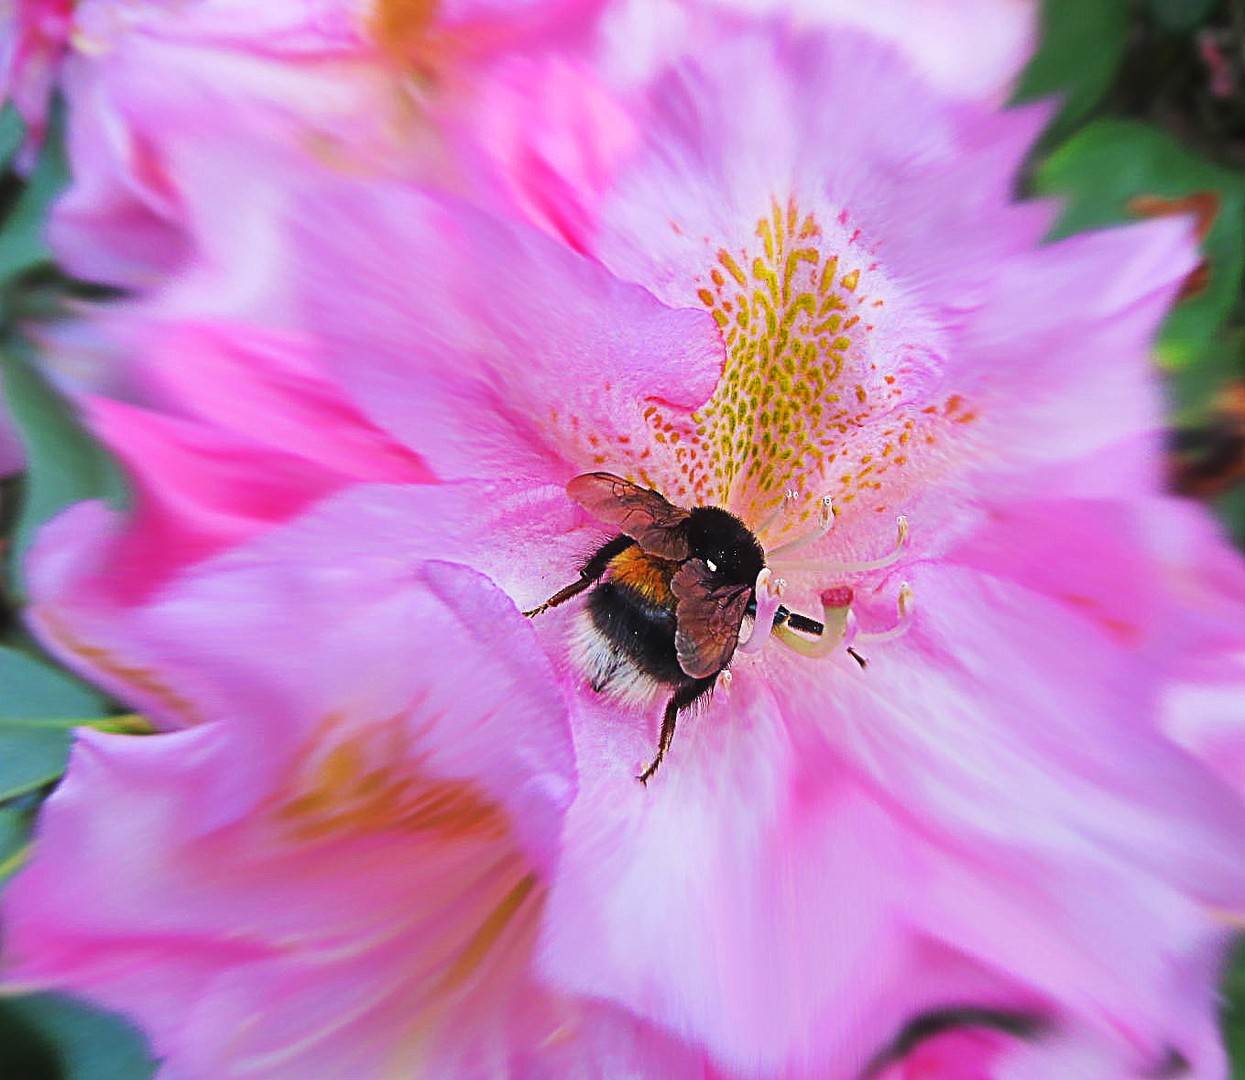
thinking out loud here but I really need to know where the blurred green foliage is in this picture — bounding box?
[1,348,127,600]
[1036,119,1245,370]
[1224,940,1245,1080]
[0,647,109,808]
[1148,0,1223,33]
[1013,0,1132,144]
[0,107,67,290]
[0,995,156,1080]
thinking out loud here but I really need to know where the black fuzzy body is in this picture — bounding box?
[575,506,763,701]
[585,579,687,688]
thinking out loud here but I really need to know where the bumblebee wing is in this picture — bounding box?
[671,559,751,679]
[567,472,690,560]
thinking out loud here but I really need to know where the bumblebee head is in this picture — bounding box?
[686,506,766,587]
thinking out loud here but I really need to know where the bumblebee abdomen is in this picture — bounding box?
[587,582,686,684]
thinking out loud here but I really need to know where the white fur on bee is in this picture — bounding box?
[567,608,666,706]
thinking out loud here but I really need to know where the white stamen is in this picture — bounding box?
[738,568,784,652]
[770,515,908,575]
[854,583,915,645]
[765,495,836,559]
[705,559,718,573]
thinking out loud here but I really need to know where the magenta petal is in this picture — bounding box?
[134,319,433,483]
[81,396,360,599]
[467,55,637,252]
[56,315,433,599]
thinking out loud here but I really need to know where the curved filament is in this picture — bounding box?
[765,495,836,559]
[771,515,908,575]
[855,583,915,645]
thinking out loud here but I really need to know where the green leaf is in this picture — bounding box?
[1165,331,1245,423]
[0,805,30,884]
[0,994,157,1080]
[0,722,71,801]
[1,350,127,598]
[1216,484,1245,549]
[1222,938,1245,1078]
[0,105,68,285]
[0,107,27,172]
[1034,119,1245,370]
[0,648,111,802]
[0,995,61,1080]
[0,646,108,722]
[1011,0,1132,143]
[1146,0,1220,33]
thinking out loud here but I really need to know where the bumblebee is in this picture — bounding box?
[526,473,825,783]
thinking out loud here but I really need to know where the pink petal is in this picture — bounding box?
[537,676,1050,1074]
[289,180,724,485]
[5,541,586,1077]
[598,0,1037,104]
[133,319,432,483]
[956,218,1196,499]
[80,397,370,600]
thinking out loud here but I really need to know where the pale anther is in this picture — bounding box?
[765,494,837,559]
[755,488,802,540]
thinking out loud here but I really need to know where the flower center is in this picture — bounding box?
[601,195,976,554]
[684,196,883,522]
[279,713,509,842]
[572,194,985,656]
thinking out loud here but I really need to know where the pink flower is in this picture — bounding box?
[263,19,1242,1075]
[598,0,1037,103]
[4,496,717,1077]
[0,0,72,167]
[1,0,613,295]
[7,11,1245,1080]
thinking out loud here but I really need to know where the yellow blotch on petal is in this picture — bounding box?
[676,196,868,518]
[371,0,440,53]
[280,714,509,844]
[434,873,539,994]
[369,0,460,79]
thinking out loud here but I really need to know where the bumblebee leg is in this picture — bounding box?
[523,535,635,618]
[638,677,715,785]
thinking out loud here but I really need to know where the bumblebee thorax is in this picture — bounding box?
[606,546,678,605]
[685,506,766,586]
